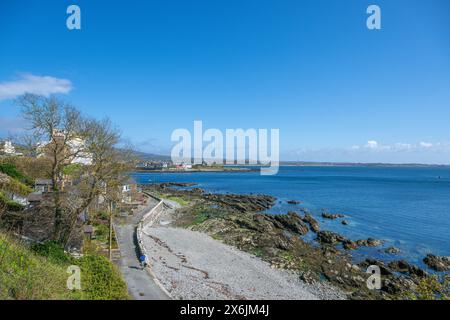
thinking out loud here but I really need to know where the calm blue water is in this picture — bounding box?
[132,166,450,269]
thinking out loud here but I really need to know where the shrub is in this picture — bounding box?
[94,223,109,243]
[415,275,449,300]
[31,241,73,265]
[0,162,33,186]
[77,254,129,300]
[0,192,25,211]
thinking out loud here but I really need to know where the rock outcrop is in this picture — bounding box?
[356,238,383,247]
[423,254,450,272]
[272,212,309,236]
[321,212,345,220]
[384,246,400,254]
[302,214,320,233]
[316,231,346,245]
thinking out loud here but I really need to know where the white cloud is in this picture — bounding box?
[366,140,378,149]
[419,142,433,148]
[0,73,73,101]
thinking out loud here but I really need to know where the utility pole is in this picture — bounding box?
[109,200,113,261]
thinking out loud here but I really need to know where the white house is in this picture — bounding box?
[68,137,93,165]
[0,141,16,155]
[37,130,93,165]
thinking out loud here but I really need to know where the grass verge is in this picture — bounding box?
[0,233,129,300]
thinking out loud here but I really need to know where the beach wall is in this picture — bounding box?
[136,195,171,260]
[134,197,173,298]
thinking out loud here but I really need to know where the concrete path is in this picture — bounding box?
[114,199,170,300]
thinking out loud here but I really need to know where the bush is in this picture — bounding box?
[0,192,25,211]
[31,241,73,265]
[77,254,129,300]
[94,224,109,242]
[415,275,449,300]
[0,162,33,186]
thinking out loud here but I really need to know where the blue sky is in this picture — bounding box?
[1,0,449,163]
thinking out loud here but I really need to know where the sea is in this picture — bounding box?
[131,166,450,270]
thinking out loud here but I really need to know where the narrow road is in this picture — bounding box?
[114,198,170,300]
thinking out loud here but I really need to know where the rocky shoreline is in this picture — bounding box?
[142,183,449,300]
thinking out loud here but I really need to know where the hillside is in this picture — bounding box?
[0,233,129,300]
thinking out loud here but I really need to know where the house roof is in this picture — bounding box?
[35,179,53,185]
[27,192,43,202]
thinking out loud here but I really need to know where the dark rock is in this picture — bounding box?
[423,254,450,272]
[359,259,393,276]
[408,265,428,278]
[387,260,428,279]
[388,260,411,273]
[160,182,197,188]
[273,212,309,236]
[287,200,301,205]
[342,239,358,250]
[321,212,345,219]
[191,188,204,194]
[341,220,349,225]
[382,277,416,295]
[316,230,346,245]
[384,246,400,254]
[302,214,320,233]
[356,238,383,247]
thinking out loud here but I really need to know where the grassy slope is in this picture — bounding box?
[0,233,129,300]
[0,234,72,299]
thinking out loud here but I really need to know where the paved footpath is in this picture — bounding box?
[114,198,170,300]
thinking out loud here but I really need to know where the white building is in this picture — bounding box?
[68,137,93,165]
[183,163,192,170]
[0,141,16,155]
[37,131,92,165]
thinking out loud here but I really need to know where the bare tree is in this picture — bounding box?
[15,94,135,245]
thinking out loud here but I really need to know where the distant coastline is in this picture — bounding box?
[134,152,450,168]
[134,167,258,174]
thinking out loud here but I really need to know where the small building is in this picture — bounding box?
[83,225,95,240]
[35,179,53,192]
[27,192,43,207]
[175,163,192,170]
[121,177,137,193]
[121,177,137,204]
